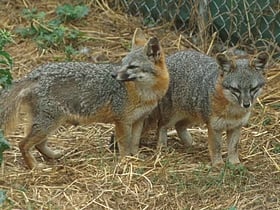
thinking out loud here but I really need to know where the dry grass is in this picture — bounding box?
[0,0,280,209]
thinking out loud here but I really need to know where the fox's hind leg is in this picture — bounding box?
[18,105,45,169]
[23,109,63,161]
[175,120,193,147]
[19,112,61,169]
[19,130,48,169]
[19,126,61,169]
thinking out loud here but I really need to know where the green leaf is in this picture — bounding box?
[22,8,45,21]
[0,29,13,49]
[0,190,7,205]
[0,70,13,88]
[67,29,82,40]
[17,6,85,50]
[15,27,37,38]
[273,143,280,154]
[0,131,10,164]
[64,45,78,60]
[48,18,62,28]
[74,5,90,19]
[263,117,272,126]
[0,50,13,67]
[0,49,13,88]
[56,4,89,22]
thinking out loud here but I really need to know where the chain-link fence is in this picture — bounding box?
[117,0,280,57]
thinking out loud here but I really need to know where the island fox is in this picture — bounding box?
[0,28,169,169]
[155,50,268,167]
[111,50,269,167]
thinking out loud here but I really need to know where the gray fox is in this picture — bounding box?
[111,50,269,167]
[0,28,169,169]
[155,50,268,167]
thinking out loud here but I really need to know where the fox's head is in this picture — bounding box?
[111,28,167,85]
[216,52,269,109]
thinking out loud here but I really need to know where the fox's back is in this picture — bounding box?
[160,50,266,129]
[23,62,128,118]
[164,50,218,122]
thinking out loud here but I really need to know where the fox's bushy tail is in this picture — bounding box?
[0,80,36,135]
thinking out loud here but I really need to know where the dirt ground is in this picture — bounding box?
[0,1,279,209]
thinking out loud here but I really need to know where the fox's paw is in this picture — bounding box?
[50,150,64,159]
[212,158,225,169]
[228,156,241,165]
[42,150,64,161]
[183,140,197,148]
[156,142,168,150]
[27,162,50,171]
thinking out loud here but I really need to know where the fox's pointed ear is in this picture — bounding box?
[131,28,147,50]
[216,53,233,74]
[144,37,161,62]
[251,51,269,72]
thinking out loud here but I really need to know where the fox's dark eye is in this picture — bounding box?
[250,86,260,95]
[128,65,139,69]
[250,86,258,92]
[229,87,241,94]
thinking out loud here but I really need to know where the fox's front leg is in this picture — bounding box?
[130,118,144,155]
[156,126,168,149]
[115,123,131,157]
[227,127,241,165]
[207,127,224,167]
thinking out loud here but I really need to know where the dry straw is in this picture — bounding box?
[0,0,279,209]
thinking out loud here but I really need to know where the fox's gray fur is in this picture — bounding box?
[0,29,169,169]
[137,50,269,167]
[155,51,268,166]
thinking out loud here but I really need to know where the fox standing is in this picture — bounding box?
[110,50,268,167]
[151,50,269,167]
[0,29,170,169]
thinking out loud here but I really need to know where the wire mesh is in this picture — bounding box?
[118,0,280,57]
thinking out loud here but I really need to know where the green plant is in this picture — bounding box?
[0,130,10,165]
[22,8,46,21]
[56,4,90,22]
[192,162,249,189]
[0,29,13,88]
[271,103,280,111]
[64,45,78,61]
[16,5,88,52]
[262,116,272,126]
[0,190,7,205]
[0,29,12,165]
[143,17,157,27]
[273,143,280,154]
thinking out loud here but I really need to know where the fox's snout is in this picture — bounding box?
[111,68,137,81]
[110,71,118,79]
[241,101,251,109]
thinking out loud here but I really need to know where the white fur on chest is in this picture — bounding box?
[128,103,157,122]
[210,105,251,131]
[130,88,159,122]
